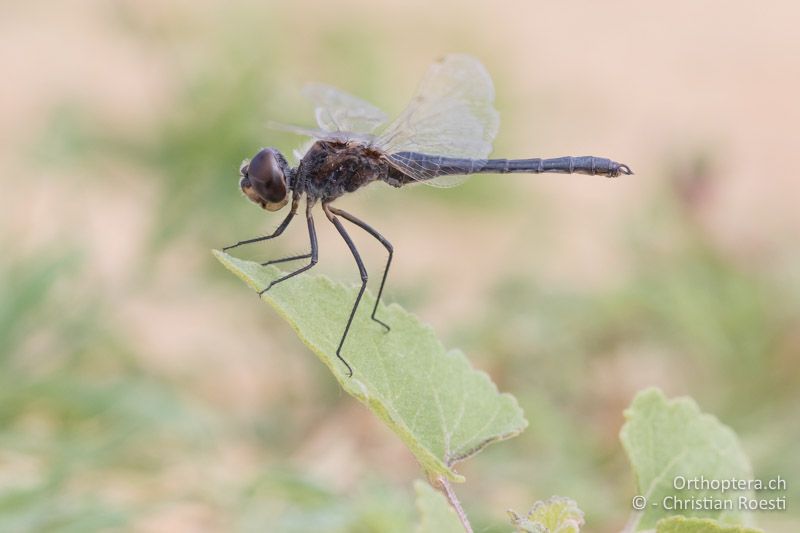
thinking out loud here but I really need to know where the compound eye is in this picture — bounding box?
[248,148,288,211]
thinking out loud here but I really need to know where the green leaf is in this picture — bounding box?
[414,480,463,533]
[214,251,527,482]
[508,496,584,533]
[656,516,763,533]
[620,388,754,531]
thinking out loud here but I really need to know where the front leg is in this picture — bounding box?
[223,196,300,252]
[261,253,311,267]
[259,199,318,295]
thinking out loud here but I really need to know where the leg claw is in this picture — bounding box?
[372,317,391,332]
[258,283,273,296]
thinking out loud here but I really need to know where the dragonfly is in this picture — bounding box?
[224,54,632,377]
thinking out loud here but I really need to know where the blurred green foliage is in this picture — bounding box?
[0,247,201,530]
[237,470,413,533]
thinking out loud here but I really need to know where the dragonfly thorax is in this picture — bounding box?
[295,140,389,202]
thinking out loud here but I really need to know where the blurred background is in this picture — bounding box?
[1,0,798,531]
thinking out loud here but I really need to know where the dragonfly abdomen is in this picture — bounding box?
[390,152,632,181]
[484,156,631,177]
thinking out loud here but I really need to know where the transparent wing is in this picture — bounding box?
[374,54,500,187]
[267,121,370,164]
[301,83,388,134]
[385,152,490,188]
[270,85,387,163]
[291,137,317,164]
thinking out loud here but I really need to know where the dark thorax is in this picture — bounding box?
[296,141,392,202]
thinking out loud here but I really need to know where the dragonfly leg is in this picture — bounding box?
[222,195,300,252]
[261,253,311,267]
[323,203,371,378]
[328,206,392,332]
[258,200,318,295]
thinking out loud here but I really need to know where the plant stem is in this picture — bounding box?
[437,476,474,533]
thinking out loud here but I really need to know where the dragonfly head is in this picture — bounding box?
[239,148,290,211]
